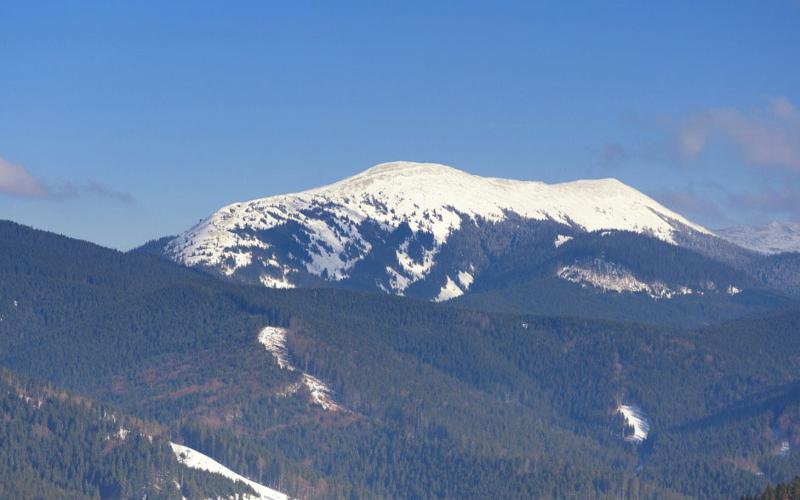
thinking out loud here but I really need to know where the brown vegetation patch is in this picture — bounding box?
[154,379,225,401]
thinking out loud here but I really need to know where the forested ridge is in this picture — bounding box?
[0,368,259,499]
[1,219,800,499]
[746,476,800,499]
[454,229,794,328]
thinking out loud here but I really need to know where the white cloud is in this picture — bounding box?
[0,156,48,197]
[677,96,800,171]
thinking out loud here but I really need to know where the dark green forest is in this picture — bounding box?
[0,368,258,499]
[2,220,800,498]
[454,230,794,328]
[746,476,800,499]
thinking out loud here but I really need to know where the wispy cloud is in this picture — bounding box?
[0,155,134,203]
[677,96,800,171]
[649,183,727,224]
[590,97,800,225]
[85,181,134,204]
[0,156,49,197]
[651,181,800,227]
[727,184,800,219]
[599,142,627,166]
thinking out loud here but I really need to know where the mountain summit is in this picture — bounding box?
[163,161,713,299]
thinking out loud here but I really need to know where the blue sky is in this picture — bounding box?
[1,1,799,249]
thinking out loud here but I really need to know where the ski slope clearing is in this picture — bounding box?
[258,326,342,411]
[618,404,650,443]
[170,442,288,500]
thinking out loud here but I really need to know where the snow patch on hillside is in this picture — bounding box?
[302,374,340,411]
[434,276,464,302]
[258,327,341,411]
[385,266,410,295]
[618,404,650,443]
[557,260,695,300]
[387,240,439,293]
[258,327,292,370]
[457,270,474,289]
[170,442,288,500]
[259,274,294,289]
[554,234,573,248]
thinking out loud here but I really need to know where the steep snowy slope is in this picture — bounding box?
[164,161,713,299]
[717,221,800,254]
[617,404,650,443]
[171,443,288,500]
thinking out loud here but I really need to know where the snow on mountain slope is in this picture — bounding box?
[617,404,650,443]
[717,221,800,254]
[434,276,465,302]
[557,259,741,300]
[258,327,341,411]
[164,161,711,296]
[558,261,689,300]
[554,234,573,248]
[170,442,288,500]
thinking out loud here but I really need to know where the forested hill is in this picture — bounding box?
[0,367,260,499]
[2,219,800,498]
[744,476,800,499]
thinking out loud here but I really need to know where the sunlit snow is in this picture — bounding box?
[257,327,341,411]
[554,234,573,248]
[301,374,340,412]
[170,442,288,500]
[393,240,438,293]
[259,274,295,289]
[434,276,464,302]
[165,162,710,291]
[558,260,694,300]
[258,327,292,370]
[457,270,474,290]
[618,404,650,443]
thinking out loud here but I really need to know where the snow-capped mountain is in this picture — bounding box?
[717,221,800,255]
[163,161,714,301]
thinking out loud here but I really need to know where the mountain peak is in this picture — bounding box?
[345,162,631,190]
[333,161,476,190]
[326,162,643,203]
[164,161,711,294]
[357,161,459,176]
